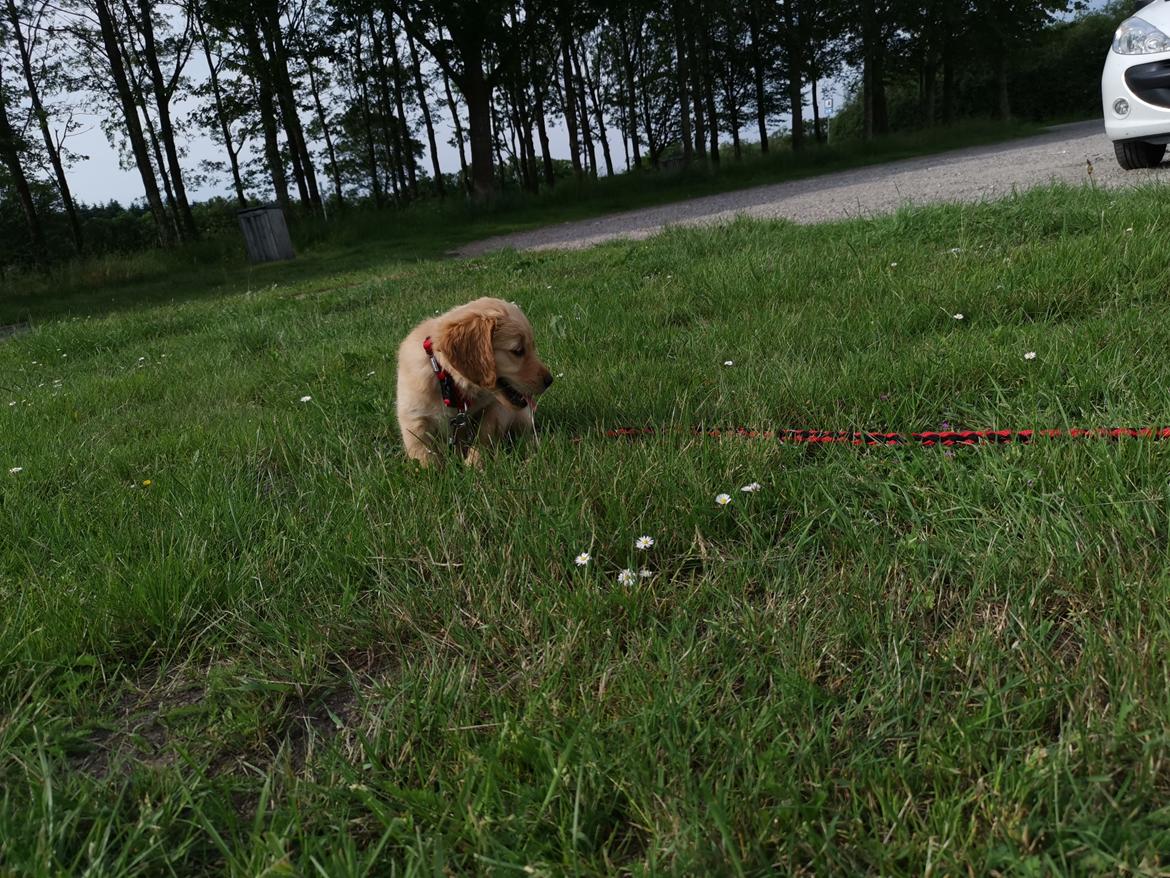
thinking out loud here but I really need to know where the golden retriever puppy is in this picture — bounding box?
[396,297,553,466]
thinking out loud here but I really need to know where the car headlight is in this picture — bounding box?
[1114,17,1170,54]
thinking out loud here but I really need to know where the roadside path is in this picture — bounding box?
[457,121,1164,256]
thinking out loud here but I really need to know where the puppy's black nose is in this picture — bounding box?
[543,373,554,388]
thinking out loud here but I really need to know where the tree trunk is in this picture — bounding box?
[354,21,384,208]
[0,77,45,257]
[534,78,555,187]
[442,67,470,193]
[686,16,706,161]
[873,52,888,135]
[811,75,822,142]
[995,45,1010,120]
[93,0,172,244]
[405,28,443,197]
[245,27,290,214]
[387,22,417,197]
[516,86,539,192]
[618,99,629,171]
[701,25,719,165]
[783,0,803,151]
[621,19,642,169]
[306,59,344,208]
[137,95,180,237]
[580,44,614,176]
[264,13,322,212]
[194,7,246,206]
[463,60,496,199]
[749,0,768,152]
[136,0,197,239]
[367,14,404,201]
[942,39,955,125]
[723,70,742,158]
[284,117,311,205]
[671,0,693,165]
[570,43,597,178]
[861,3,888,139]
[636,27,658,166]
[5,0,82,252]
[560,33,583,180]
[500,89,522,185]
[922,57,937,126]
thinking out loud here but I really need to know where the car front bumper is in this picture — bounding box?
[1104,48,1170,143]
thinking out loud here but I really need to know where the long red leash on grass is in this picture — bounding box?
[605,427,1170,447]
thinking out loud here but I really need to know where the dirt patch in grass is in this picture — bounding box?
[75,648,400,781]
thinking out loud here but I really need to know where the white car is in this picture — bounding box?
[1103,0,1170,168]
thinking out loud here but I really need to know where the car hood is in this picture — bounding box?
[1136,1,1170,31]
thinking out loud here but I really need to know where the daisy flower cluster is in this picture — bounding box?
[574,532,659,586]
[573,485,762,584]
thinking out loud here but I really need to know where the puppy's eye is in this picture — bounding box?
[512,347,524,357]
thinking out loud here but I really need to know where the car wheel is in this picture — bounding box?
[1114,140,1167,170]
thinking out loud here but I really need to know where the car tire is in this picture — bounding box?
[1114,140,1167,170]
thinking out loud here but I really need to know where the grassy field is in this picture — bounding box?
[5,181,1170,874]
[0,119,1048,328]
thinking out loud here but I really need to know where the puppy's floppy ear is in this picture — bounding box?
[436,313,496,387]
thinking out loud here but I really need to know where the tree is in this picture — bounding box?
[126,0,199,238]
[394,0,545,199]
[0,56,46,256]
[4,0,84,252]
[191,0,248,206]
[89,0,175,244]
[968,0,1073,120]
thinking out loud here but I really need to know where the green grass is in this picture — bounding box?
[5,182,1170,874]
[0,119,1046,327]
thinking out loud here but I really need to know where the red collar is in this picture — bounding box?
[423,336,469,416]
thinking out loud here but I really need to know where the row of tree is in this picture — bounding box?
[1,0,1106,265]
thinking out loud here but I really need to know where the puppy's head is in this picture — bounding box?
[433,298,553,407]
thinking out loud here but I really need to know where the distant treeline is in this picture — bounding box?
[0,0,1127,269]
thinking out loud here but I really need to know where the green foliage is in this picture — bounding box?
[833,5,1125,141]
[4,184,1170,873]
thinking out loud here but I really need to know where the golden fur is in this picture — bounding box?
[395,297,553,466]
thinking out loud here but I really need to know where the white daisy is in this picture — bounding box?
[299,395,313,402]
[639,568,653,579]
[635,535,655,550]
[574,552,591,567]
[723,360,734,367]
[953,313,964,320]
[1024,352,1037,361]
[740,482,762,493]
[715,493,732,506]
[617,569,636,586]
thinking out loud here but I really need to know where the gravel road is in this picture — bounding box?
[456,121,1170,257]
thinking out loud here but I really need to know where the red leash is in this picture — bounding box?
[605,427,1170,447]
